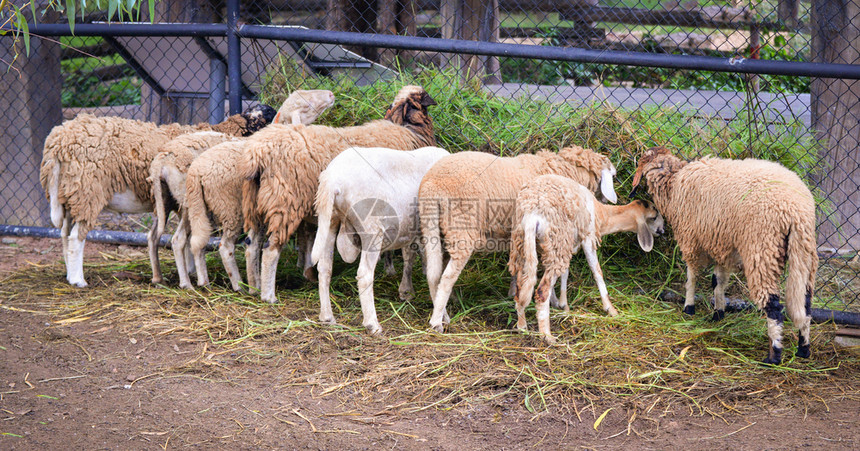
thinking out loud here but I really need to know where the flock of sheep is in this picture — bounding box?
[38,85,818,365]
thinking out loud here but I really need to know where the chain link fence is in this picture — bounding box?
[1,0,858,315]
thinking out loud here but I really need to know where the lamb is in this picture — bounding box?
[39,105,276,287]
[311,146,450,334]
[418,145,618,333]
[147,90,335,287]
[631,146,818,365]
[241,85,438,303]
[508,174,664,343]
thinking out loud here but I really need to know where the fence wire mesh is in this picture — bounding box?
[0,0,858,314]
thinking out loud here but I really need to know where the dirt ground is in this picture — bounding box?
[1,237,859,450]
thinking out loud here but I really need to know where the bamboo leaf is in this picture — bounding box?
[108,0,117,21]
[65,0,75,34]
[148,0,154,22]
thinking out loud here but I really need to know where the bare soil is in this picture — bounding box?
[1,237,859,450]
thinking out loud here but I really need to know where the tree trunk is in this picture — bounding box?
[440,0,501,84]
[810,0,860,252]
[325,0,378,60]
[377,0,418,65]
[0,8,61,226]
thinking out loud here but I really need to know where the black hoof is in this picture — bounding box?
[709,310,725,322]
[682,305,695,316]
[762,346,783,365]
[796,345,811,359]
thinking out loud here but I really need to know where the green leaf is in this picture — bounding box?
[65,0,75,34]
[148,0,154,22]
[108,0,117,21]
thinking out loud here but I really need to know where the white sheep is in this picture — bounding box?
[241,85,438,303]
[631,146,818,365]
[311,146,450,334]
[148,90,335,287]
[39,105,276,287]
[418,146,618,333]
[508,174,664,343]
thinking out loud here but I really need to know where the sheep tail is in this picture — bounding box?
[41,156,64,228]
[241,160,262,235]
[785,217,818,323]
[311,176,337,266]
[150,162,167,239]
[186,170,213,254]
[511,213,541,296]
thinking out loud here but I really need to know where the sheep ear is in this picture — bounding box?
[637,221,654,252]
[291,110,303,125]
[600,168,618,204]
[420,92,437,107]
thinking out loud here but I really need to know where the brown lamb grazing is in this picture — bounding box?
[631,146,818,365]
[39,105,276,287]
[240,85,437,303]
[418,145,618,333]
[508,174,664,344]
[147,90,335,288]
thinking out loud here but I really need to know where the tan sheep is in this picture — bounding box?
[39,105,276,287]
[418,145,618,333]
[147,90,335,287]
[241,85,438,303]
[631,146,818,365]
[509,174,664,343]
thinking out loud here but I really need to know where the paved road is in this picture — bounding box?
[485,83,811,127]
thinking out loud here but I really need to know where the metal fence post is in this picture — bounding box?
[226,0,242,115]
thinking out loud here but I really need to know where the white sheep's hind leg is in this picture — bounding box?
[192,234,210,288]
[557,270,569,312]
[424,236,444,304]
[245,230,263,293]
[66,222,88,288]
[172,216,193,289]
[218,229,243,291]
[711,265,730,322]
[260,244,283,304]
[682,264,699,316]
[356,246,383,335]
[429,254,470,333]
[534,270,561,344]
[583,238,617,317]
[316,223,338,325]
[185,241,196,275]
[148,219,164,284]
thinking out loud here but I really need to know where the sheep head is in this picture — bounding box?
[241,104,278,135]
[630,199,665,252]
[274,89,336,125]
[384,85,437,145]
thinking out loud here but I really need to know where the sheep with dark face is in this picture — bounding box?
[39,105,276,287]
[631,146,817,365]
[240,85,438,303]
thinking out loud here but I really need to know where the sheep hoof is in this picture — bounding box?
[366,325,383,335]
[607,308,619,317]
[796,345,811,359]
[399,290,414,302]
[710,310,725,322]
[429,323,445,333]
[303,267,318,283]
[544,335,558,345]
[682,305,695,316]
[319,317,336,325]
[71,281,88,288]
[151,277,163,285]
[762,347,783,365]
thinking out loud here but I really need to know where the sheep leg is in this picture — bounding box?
[190,224,211,288]
[534,271,561,344]
[424,235,444,305]
[218,229,243,291]
[514,259,538,333]
[554,270,570,312]
[682,264,698,316]
[583,238,618,317]
[710,265,729,321]
[398,245,416,302]
[297,224,318,282]
[357,247,383,335]
[763,294,785,365]
[260,244,283,304]
[60,214,71,280]
[148,214,165,284]
[381,251,396,277]
[429,255,469,333]
[66,222,88,288]
[245,229,263,293]
[317,222,338,325]
[794,289,812,358]
[172,215,194,289]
